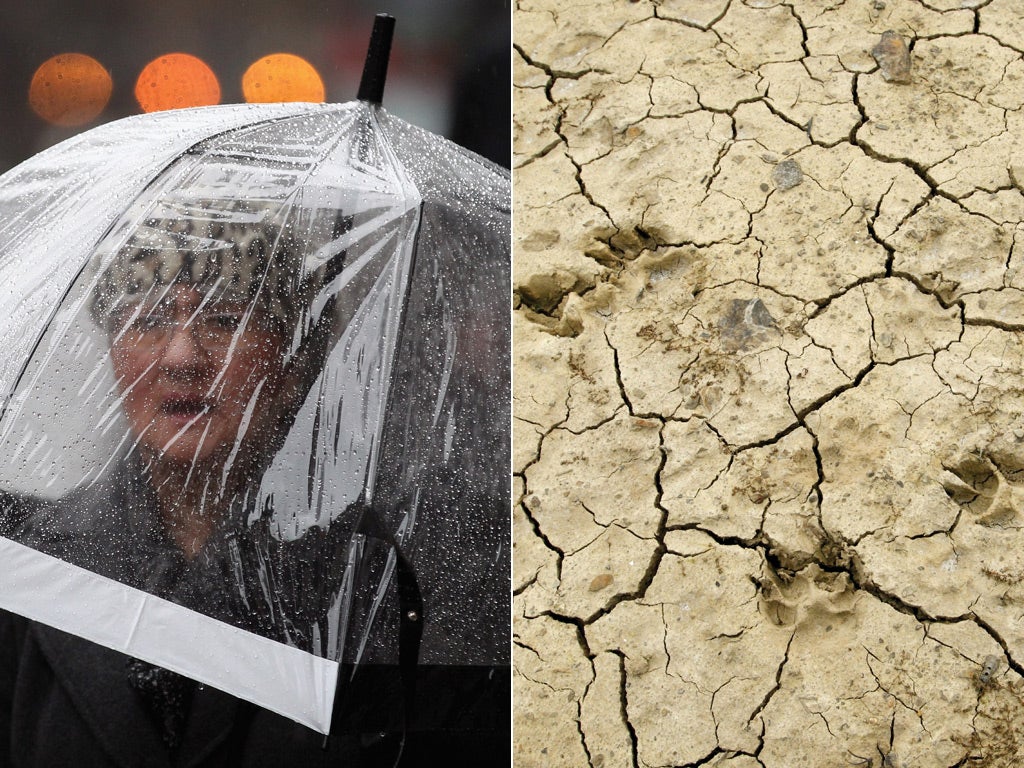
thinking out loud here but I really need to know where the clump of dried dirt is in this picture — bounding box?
[871,30,913,83]
[514,0,1024,765]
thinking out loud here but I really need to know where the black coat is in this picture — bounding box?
[0,611,509,767]
[0,475,509,767]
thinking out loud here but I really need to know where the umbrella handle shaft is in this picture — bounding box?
[358,14,396,105]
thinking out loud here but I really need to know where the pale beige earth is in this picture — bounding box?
[513,1,1024,766]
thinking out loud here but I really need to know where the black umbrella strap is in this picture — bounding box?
[353,505,423,747]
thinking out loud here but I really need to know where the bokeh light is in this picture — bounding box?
[28,54,113,127]
[135,53,221,113]
[242,54,325,103]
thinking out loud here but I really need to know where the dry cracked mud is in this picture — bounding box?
[513,1,1024,766]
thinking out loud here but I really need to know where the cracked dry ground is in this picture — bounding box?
[513,0,1024,766]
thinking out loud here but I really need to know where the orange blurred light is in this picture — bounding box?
[242,54,325,104]
[135,53,220,113]
[29,53,113,127]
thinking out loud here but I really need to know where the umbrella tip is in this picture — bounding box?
[358,13,396,106]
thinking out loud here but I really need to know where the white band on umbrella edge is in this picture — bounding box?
[0,535,339,733]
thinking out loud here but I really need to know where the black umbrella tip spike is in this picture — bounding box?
[358,14,396,106]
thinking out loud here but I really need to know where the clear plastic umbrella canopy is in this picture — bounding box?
[0,99,509,732]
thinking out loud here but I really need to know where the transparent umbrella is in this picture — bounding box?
[0,17,509,736]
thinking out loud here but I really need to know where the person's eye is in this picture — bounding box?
[206,313,244,332]
[131,314,172,332]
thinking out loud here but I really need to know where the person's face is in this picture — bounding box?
[110,285,286,466]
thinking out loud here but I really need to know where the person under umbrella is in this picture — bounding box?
[0,196,500,766]
[0,19,508,760]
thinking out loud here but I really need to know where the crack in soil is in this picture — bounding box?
[515,0,1024,763]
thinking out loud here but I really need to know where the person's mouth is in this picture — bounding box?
[160,397,213,419]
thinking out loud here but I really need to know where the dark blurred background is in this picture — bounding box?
[0,0,509,174]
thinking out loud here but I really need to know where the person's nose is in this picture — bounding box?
[159,320,208,373]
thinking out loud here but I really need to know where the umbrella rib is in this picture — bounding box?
[229,110,372,487]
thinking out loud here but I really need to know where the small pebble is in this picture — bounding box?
[979,654,1000,686]
[772,159,803,190]
[872,30,912,83]
[588,573,614,592]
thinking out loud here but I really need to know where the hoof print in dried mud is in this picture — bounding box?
[515,0,1024,765]
[942,451,1024,528]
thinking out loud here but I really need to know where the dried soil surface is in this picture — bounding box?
[513,1,1024,766]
